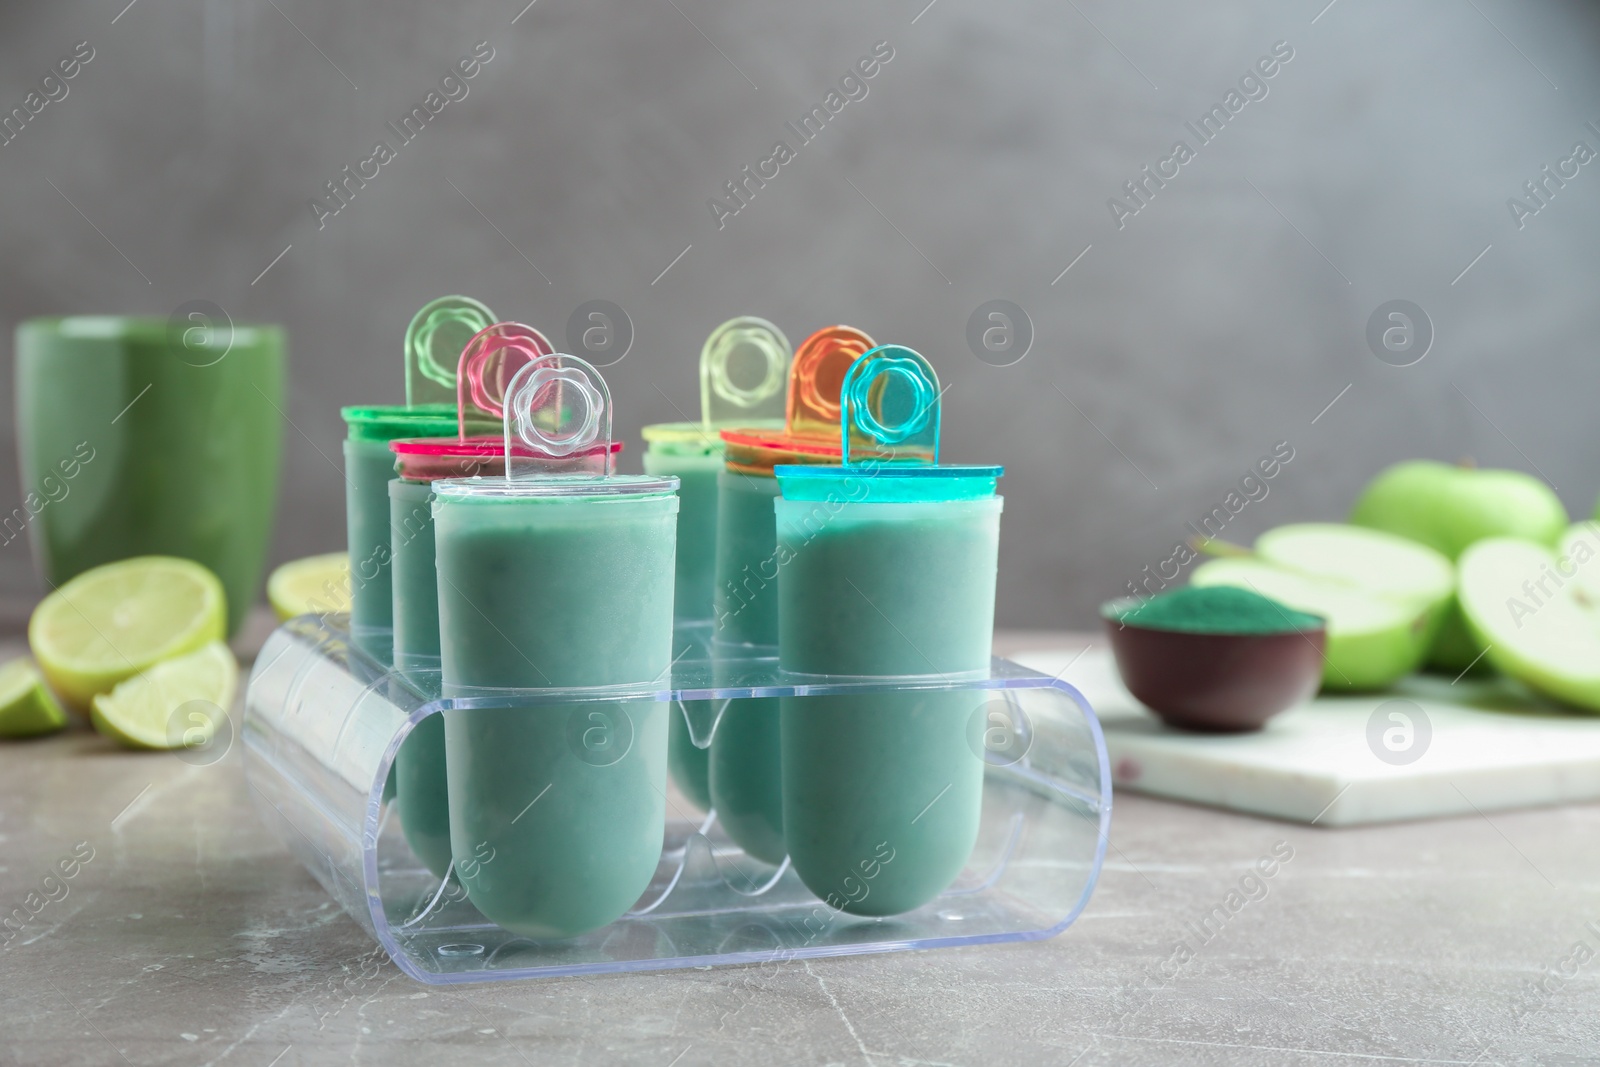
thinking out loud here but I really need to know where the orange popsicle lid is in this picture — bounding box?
[720,325,875,474]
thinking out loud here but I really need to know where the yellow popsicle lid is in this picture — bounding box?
[642,316,793,457]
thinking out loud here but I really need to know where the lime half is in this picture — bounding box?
[0,659,69,738]
[31,557,227,709]
[267,552,349,621]
[90,642,238,750]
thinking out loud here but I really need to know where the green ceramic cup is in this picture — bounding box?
[15,315,285,635]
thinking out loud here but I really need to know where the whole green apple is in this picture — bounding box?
[1351,460,1567,557]
[1350,460,1566,673]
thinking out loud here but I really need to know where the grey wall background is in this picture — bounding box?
[2,0,1598,628]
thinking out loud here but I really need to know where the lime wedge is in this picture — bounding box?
[30,557,227,709]
[0,659,69,738]
[90,642,238,749]
[267,552,350,621]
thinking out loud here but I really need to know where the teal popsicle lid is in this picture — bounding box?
[640,316,792,457]
[773,344,1002,503]
[434,339,676,501]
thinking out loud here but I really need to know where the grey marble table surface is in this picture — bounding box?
[3,621,1598,1067]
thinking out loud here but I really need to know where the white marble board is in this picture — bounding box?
[1013,645,1600,827]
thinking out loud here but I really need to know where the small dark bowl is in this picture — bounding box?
[1101,599,1326,733]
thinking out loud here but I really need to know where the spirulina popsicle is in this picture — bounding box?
[342,409,455,664]
[389,430,620,879]
[391,321,552,673]
[355,304,519,876]
[775,345,1003,916]
[386,477,453,878]
[434,351,678,938]
[389,321,611,883]
[709,325,875,865]
[340,296,495,665]
[641,317,791,813]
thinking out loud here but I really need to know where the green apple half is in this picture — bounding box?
[1192,523,1453,691]
[1458,528,1600,712]
[1562,522,1600,606]
[1350,460,1567,673]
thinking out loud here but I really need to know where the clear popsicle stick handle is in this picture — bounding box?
[840,344,941,467]
[699,316,791,427]
[456,322,555,439]
[502,353,615,478]
[405,296,497,407]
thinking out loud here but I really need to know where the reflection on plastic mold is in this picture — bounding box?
[243,613,1110,983]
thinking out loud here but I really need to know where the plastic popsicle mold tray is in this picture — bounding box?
[242,613,1111,983]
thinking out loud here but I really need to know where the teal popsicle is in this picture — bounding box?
[366,300,510,877]
[390,476,442,673]
[342,410,454,664]
[710,325,875,865]
[340,296,496,665]
[389,429,621,880]
[642,317,792,813]
[775,344,1003,916]
[657,452,719,814]
[388,475,450,878]
[388,320,621,883]
[435,350,678,939]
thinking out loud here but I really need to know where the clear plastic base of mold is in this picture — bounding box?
[242,615,1110,984]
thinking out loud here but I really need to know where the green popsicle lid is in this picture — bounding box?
[343,295,501,441]
[773,344,1002,503]
[405,295,496,407]
[641,316,793,457]
[434,344,675,501]
[341,403,459,442]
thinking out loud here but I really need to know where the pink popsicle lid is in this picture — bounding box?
[391,319,622,481]
[389,435,623,482]
[453,320,555,437]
